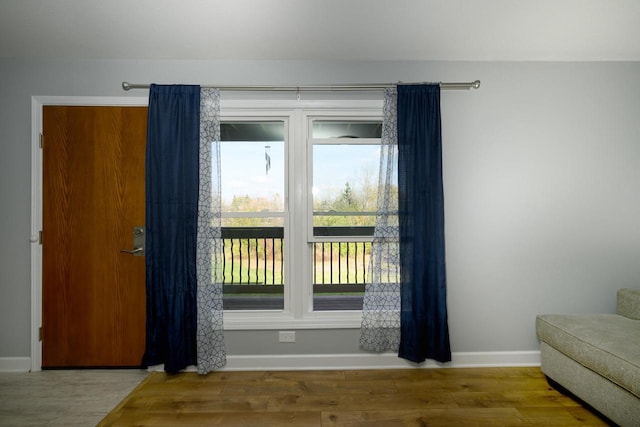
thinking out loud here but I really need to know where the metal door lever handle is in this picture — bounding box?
[120,247,144,255]
[122,226,145,256]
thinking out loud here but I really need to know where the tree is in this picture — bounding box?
[340,182,356,208]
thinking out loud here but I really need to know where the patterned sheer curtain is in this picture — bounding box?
[360,87,401,352]
[196,88,227,374]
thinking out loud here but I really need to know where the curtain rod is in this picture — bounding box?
[121,80,480,92]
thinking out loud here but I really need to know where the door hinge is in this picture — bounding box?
[39,230,43,245]
[39,326,43,342]
[39,133,43,149]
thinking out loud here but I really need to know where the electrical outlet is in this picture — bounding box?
[278,330,296,343]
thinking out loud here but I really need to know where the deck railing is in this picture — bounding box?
[221,227,284,287]
[221,226,373,293]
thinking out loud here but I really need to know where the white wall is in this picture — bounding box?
[1,59,639,365]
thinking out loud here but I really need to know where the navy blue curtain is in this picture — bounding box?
[142,84,200,373]
[397,84,451,363]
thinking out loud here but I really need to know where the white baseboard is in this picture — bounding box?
[0,357,32,372]
[16,351,540,374]
[220,351,541,371]
[451,351,541,368]
[148,351,541,372]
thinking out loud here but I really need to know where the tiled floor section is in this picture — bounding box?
[0,369,148,426]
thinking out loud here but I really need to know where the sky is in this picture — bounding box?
[220,141,381,211]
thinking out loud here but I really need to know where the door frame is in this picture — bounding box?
[30,96,147,371]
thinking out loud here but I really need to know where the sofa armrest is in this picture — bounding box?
[617,288,640,320]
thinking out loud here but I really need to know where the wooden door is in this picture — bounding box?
[42,106,147,367]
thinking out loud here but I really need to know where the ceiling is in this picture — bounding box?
[1,0,639,61]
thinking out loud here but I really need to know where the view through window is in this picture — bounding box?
[310,120,382,310]
[218,109,383,317]
[220,121,285,310]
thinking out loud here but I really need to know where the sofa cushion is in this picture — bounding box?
[617,288,640,320]
[536,313,640,398]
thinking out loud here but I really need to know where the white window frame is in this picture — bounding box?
[219,99,383,330]
[219,114,291,316]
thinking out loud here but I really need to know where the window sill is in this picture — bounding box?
[223,310,362,330]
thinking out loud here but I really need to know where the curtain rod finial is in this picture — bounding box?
[122,82,131,91]
[472,80,481,89]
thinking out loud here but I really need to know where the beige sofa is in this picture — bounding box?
[536,288,640,427]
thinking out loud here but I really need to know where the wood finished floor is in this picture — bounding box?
[97,367,613,426]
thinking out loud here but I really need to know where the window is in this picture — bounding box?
[219,101,383,329]
[220,120,287,311]
[308,120,382,311]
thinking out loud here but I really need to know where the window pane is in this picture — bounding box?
[312,144,379,230]
[311,141,380,311]
[221,121,285,213]
[312,240,368,311]
[221,122,284,141]
[221,216,285,311]
[220,121,285,310]
[312,121,381,139]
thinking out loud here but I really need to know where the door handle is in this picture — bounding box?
[120,247,144,255]
[121,226,145,256]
